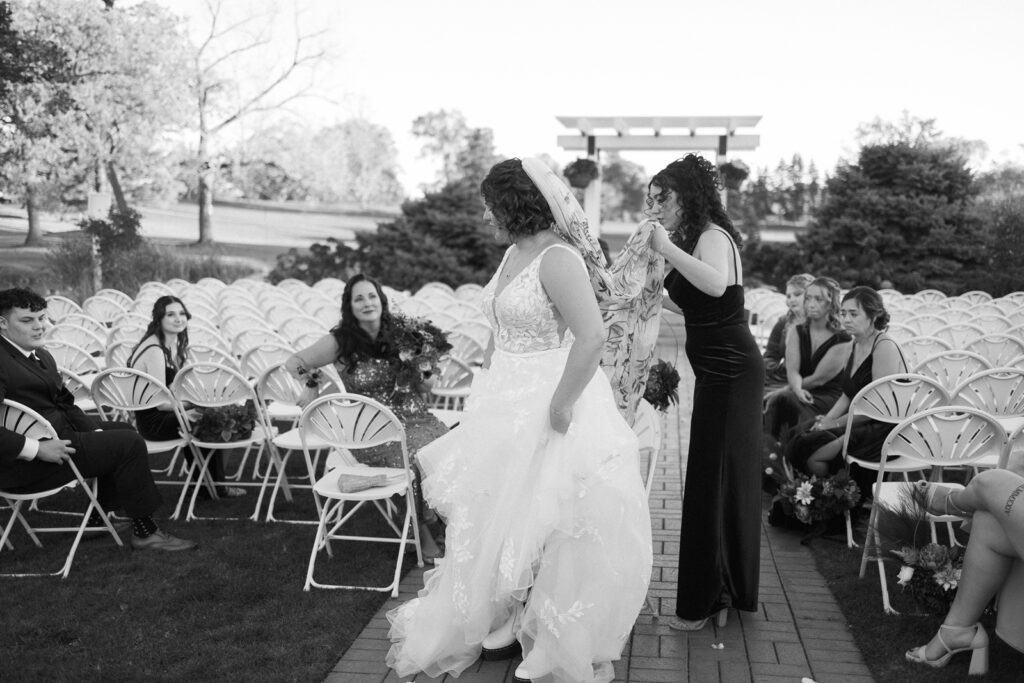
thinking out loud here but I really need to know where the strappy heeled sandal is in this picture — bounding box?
[906,622,989,676]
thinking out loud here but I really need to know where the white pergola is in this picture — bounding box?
[556,115,761,235]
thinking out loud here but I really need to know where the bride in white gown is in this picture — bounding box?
[386,159,654,683]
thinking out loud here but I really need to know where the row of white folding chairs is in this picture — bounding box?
[892,333,1024,369]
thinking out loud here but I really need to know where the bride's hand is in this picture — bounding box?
[549,403,573,434]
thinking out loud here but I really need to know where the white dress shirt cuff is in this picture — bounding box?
[18,437,40,460]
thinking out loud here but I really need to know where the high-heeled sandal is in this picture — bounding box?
[666,609,728,632]
[911,481,971,517]
[481,602,523,661]
[906,622,989,676]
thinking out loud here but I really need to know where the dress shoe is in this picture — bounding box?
[130,529,198,552]
[667,609,728,631]
[481,603,523,660]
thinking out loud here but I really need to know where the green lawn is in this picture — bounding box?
[1,455,412,682]
[807,526,1024,682]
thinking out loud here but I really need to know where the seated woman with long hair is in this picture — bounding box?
[763,273,813,390]
[128,295,244,498]
[784,286,906,479]
[285,274,448,560]
[764,276,850,447]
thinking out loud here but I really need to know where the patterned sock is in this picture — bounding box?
[132,517,158,538]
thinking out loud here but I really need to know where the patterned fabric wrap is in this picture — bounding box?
[520,158,665,426]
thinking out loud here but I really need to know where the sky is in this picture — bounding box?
[147,0,1024,195]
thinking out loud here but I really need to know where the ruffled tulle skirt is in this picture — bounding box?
[386,347,652,683]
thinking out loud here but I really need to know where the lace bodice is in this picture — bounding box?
[482,244,582,354]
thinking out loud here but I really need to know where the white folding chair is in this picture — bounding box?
[278,316,328,344]
[59,368,97,415]
[900,336,953,369]
[861,407,1008,614]
[842,374,951,547]
[447,330,486,367]
[90,368,192,513]
[904,314,947,338]
[46,324,106,359]
[951,367,1024,469]
[932,323,985,351]
[240,343,296,380]
[967,334,1024,368]
[429,357,475,411]
[45,295,82,324]
[81,295,127,326]
[42,340,102,377]
[0,400,123,578]
[911,289,947,303]
[971,314,1014,335]
[231,329,290,358]
[172,363,285,522]
[885,323,917,346]
[299,394,423,595]
[186,344,240,371]
[394,298,434,319]
[913,350,991,392]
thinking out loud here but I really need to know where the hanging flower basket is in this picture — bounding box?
[718,159,750,191]
[563,158,600,189]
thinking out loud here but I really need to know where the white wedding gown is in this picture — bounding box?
[386,245,653,683]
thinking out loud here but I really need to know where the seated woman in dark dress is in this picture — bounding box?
[286,274,449,561]
[764,277,849,446]
[785,286,906,479]
[763,273,813,390]
[128,295,244,498]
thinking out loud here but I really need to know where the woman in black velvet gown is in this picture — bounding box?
[648,155,764,631]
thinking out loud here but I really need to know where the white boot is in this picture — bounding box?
[513,648,552,682]
[481,602,523,660]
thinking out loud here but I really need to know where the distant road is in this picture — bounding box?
[0,201,384,250]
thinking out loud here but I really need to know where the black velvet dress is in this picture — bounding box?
[666,234,765,620]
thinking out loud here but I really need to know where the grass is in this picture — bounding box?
[806,520,1024,682]
[0,451,414,682]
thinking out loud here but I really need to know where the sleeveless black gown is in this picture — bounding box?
[665,241,764,620]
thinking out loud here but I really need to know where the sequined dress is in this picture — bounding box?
[334,356,448,468]
[386,244,653,683]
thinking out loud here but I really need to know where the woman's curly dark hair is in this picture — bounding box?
[331,274,396,366]
[480,158,554,242]
[842,286,891,331]
[649,154,743,253]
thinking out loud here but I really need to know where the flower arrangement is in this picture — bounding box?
[891,542,964,614]
[563,158,600,189]
[643,359,681,411]
[192,400,258,443]
[766,455,861,526]
[381,312,452,394]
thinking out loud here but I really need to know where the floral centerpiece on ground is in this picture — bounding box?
[891,542,964,614]
[192,400,258,443]
[765,455,861,539]
[643,359,681,411]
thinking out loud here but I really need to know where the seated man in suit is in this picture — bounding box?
[0,287,196,552]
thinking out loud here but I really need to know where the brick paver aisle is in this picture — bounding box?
[326,312,874,683]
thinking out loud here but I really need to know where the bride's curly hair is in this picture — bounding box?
[480,158,554,242]
[649,154,743,253]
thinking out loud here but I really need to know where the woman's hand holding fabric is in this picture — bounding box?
[650,222,672,255]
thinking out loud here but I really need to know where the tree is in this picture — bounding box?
[1,0,189,245]
[0,0,77,245]
[412,109,500,190]
[600,153,647,222]
[189,0,328,243]
[798,141,986,293]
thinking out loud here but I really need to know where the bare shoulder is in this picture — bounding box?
[539,240,586,278]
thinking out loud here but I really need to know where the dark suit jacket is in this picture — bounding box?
[0,335,99,483]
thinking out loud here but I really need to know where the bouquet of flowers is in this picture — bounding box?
[380,313,452,393]
[192,400,258,443]
[643,359,681,411]
[891,542,964,614]
[766,454,861,526]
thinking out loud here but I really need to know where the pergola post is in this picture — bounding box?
[584,135,602,237]
[556,116,762,235]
